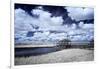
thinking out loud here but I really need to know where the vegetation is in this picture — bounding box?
[56,39,71,50]
[55,38,94,50]
[89,39,94,48]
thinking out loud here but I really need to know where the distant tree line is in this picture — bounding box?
[55,39,94,50]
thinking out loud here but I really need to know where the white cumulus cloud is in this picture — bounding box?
[65,7,94,21]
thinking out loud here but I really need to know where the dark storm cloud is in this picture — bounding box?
[15,3,38,16]
[15,3,73,25]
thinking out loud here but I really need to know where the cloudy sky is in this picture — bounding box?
[14,4,94,44]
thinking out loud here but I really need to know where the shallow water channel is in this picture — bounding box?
[15,47,57,57]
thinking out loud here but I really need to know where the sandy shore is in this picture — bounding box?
[15,49,94,65]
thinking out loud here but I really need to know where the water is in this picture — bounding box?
[15,47,57,57]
